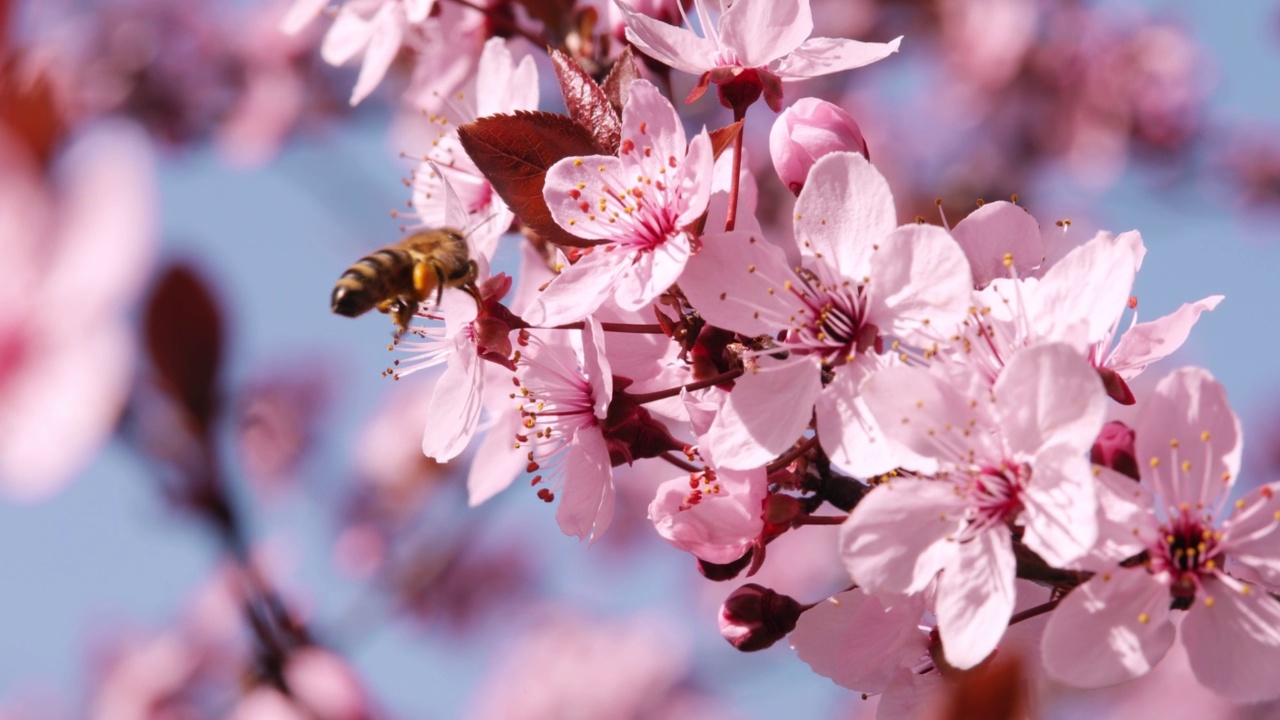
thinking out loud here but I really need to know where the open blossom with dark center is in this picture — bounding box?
[616,0,900,112]
[1043,367,1280,702]
[523,79,712,327]
[843,343,1105,669]
[680,151,972,476]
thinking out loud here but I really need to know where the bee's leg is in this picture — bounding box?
[459,260,483,310]
[389,299,413,334]
[433,264,447,306]
[375,298,397,315]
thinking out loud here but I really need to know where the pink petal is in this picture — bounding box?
[840,478,966,596]
[617,0,718,75]
[793,152,895,278]
[347,5,403,105]
[1181,576,1280,702]
[993,343,1105,458]
[1136,367,1240,511]
[1032,230,1142,344]
[948,200,1043,287]
[614,233,690,311]
[1222,482,1280,589]
[320,6,375,65]
[717,0,813,68]
[1085,466,1155,570]
[934,524,1016,669]
[555,427,615,542]
[680,230,798,336]
[1041,568,1174,688]
[521,249,629,326]
[421,338,482,461]
[581,316,613,419]
[814,362,904,478]
[0,323,132,500]
[674,131,714,228]
[544,156,632,241]
[858,365,998,474]
[466,409,526,506]
[790,589,929,693]
[1109,295,1223,380]
[772,36,903,79]
[281,0,329,35]
[706,356,822,470]
[44,122,156,317]
[476,37,539,116]
[865,223,972,344]
[621,79,686,162]
[1019,445,1097,567]
[403,0,435,24]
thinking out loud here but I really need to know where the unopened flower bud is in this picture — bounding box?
[770,98,869,195]
[1091,420,1139,481]
[719,583,802,652]
[762,493,803,526]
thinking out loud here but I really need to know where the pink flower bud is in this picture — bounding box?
[769,98,869,195]
[719,583,802,652]
[1091,420,1139,481]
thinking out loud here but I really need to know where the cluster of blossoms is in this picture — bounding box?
[304,0,1274,713]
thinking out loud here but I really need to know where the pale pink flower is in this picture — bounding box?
[1042,367,1280,702]
[791,588,931,695]
[948,200,1044,288]
[407,37,538,261]
[769,97,869,195]
[843,343,1105,669]
[512,321,615,542]
[680,152,972,476]
[616,0,901,111]
[649,465,765,564]
[0,123,155,500]
[284,0,435,105]
[524,79,713,327]
[952,228,1221,394]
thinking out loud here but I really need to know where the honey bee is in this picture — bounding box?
[330,229,481,331]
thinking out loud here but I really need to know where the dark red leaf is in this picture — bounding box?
[458,111,601,248]
[550,48,619,154]
[144,264,225,432]
[601,45,640,116]
[709,121,744,162]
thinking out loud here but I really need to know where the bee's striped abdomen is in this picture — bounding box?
[330,247,414,318]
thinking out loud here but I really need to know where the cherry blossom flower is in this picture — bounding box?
[1042,367,1280,702]
[616,0,901,111]
[283,0,435,105]
[649,465,765,564]
[406,37,537,261]
[0,123,155,500]
[950,227,1221,398]
[523,79,712,327]
[680,151,972,476]
[512,321,615,542]
[843,343,1105,669]
[391,271,519,462]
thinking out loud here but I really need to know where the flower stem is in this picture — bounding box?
[626,368,745,404]
[1008,598,1062,626]
[766,435,820,474]
[660,452,702,472]
[724,110,746,232]
[548,321,668,334]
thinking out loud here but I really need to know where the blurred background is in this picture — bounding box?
[1,0,1279,718]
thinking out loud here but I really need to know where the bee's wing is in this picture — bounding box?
[424,159,470,233]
